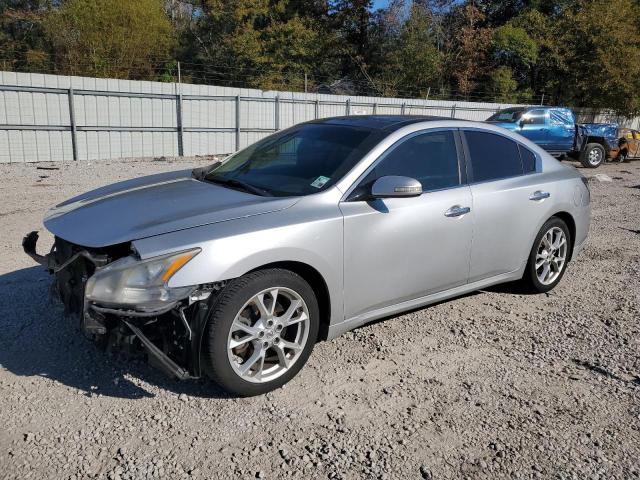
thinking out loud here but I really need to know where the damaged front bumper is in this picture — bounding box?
[22,231,215,380]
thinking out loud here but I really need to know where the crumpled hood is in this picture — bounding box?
[44,169,298,248]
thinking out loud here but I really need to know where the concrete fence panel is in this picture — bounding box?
[2,71,635,163]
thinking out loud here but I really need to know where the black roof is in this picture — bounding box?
[308,115,452,132]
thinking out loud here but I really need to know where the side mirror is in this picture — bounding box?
[370,176,422,199]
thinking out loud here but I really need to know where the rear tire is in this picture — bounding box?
[203,269,319,397]
[580,143,605,168]
[522,217,571,293]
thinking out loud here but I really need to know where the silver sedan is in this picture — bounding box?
[23,116,591,396]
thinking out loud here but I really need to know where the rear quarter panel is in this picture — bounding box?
[535,156,591,259]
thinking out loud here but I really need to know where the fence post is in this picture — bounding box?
[235,95,241,151]
[450,104,457,118]
[68,87,78,161]
[274,95,280,131]
[176,92,184,156]
[346,98,350,115]
[314,98,319,119]
[401,102,406,115]
[373,102,377,114]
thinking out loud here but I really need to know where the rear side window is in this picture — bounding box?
[464,131,523,182]
[549,109,573,126]
[362,130,460,192]
[519,145,537,173]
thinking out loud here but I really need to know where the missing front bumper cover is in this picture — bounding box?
[22,231,108,272]
[23,231,210,381]
[122,319,195,380]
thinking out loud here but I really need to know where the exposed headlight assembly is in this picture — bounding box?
[85,248,201,312]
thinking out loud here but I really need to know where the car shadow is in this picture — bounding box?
[483,280,540,295]
[0,265,230,400]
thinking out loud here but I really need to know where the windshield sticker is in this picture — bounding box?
[311,176,330,188]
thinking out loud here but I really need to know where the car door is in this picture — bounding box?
[339,129,473,320]
[518,109,549,148]
[547,108,576,152]
[462,129,548,282]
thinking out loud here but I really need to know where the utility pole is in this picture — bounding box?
[304,73,308,93]
[540,92,545,106]
[177,61,181,90]
[426,87,430,101]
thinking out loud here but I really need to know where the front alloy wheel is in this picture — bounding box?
[227,287,310,383]
[204,269,319,396]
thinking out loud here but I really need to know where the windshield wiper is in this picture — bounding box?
[207,177,273,197]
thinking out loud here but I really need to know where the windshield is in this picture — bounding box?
[204,123,382,197]
[487,108,526,123]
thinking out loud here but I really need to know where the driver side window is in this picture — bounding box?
[353,130,461,198]
[526,109,546,125]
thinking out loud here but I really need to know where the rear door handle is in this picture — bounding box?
[529,190,550,201]
[444,205,471,217]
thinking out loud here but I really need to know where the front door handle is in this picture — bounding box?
[529,191,551,201]
[444,205,471,217]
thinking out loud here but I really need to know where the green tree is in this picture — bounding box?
[330,0,373,75]
[383,2,441,97]
[559,0,640,115]
[492,24,537,72]
[192,0,322,90]
[509,9,566,101]
[0,0,51,72]
[489,66,519,102]
[44,0,174,79]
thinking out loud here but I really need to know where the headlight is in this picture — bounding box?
[85,248,201,312]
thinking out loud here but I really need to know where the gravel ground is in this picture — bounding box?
[0,156,639,480]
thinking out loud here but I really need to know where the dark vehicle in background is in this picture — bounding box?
[615,128,640,162]
[487,107,618,168]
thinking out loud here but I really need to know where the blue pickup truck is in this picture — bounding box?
[486,107,618,168]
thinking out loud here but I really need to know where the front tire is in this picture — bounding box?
[523,218,571,293]
[580,143,605,168]
[203,269,319,396]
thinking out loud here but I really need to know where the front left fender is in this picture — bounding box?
[132,203,345,328]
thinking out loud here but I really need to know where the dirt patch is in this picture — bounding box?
[0,158,639,479]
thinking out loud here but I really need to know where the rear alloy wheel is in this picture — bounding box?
[204,269,319,396]
[580,143,605,168]
[523,218,571,293]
